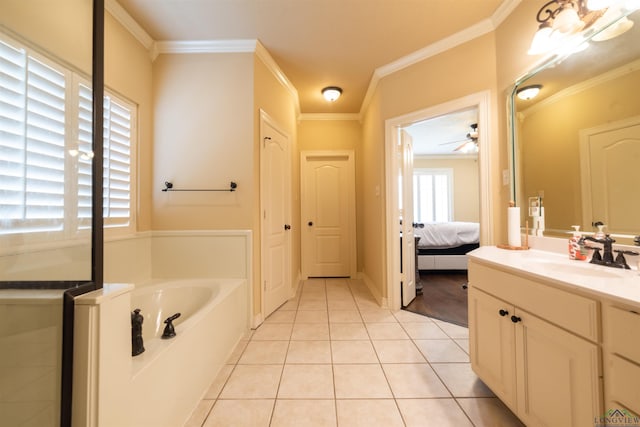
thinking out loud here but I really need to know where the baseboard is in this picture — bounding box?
[357,271,388,309]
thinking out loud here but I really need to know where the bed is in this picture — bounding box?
[413,221,479,271]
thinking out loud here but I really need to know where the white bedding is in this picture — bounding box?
[414,221,479,249]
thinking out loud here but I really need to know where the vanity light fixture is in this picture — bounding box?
[527,0,610,55]
[516,84,543,100]
[322,86,342,102]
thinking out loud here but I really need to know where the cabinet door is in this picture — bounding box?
[468,286,517,410]
[515,309,602,427]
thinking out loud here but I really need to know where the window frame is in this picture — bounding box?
[0,33,137,253]
[413,167,454,223]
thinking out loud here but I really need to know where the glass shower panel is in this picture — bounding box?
[0,1,95,426]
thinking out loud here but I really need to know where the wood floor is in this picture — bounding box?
[404,270,469,327]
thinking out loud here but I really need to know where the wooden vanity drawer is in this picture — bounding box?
[605,305,640,362]
[469,261,599,342]
[607,354,640,414]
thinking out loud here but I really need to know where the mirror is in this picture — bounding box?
[512,5,640,242]
[0,0,95,281]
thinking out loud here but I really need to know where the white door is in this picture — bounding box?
[261,113,291,318]
[400,130,416,307]
[301,151,356,278]
[580,117,640,234]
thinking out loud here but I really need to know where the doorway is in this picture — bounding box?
[260,111,292,319]
[385,91,494,312]
[401,107,481,326]
[300,150,357,279]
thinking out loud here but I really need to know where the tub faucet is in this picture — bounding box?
[161,313,181,339]
[131,308,145,356]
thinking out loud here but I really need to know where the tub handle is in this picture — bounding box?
[161,312,181,339]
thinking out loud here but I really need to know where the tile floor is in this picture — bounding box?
[185,278,525,427]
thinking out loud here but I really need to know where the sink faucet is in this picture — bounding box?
[582,234,616,266]
[581,234,639,269]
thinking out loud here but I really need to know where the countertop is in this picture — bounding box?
[469,246,640,308]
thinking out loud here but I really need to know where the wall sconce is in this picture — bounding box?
[322,86,342,102]
[516,84,543,100]
[527,0,630,55]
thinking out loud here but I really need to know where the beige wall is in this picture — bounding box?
[1,0,93,74]
[360,33,499,300]
[253,55,300,315]
[413,157,480,223]
[151,53,255,230]
[105,12,154,231]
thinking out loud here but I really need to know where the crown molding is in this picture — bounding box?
[491,0,523,28]
[359,0,522,117]
[359,18,495,117]
[105,0,154,50]
[299,113,361,121]
[254,41,301,118]
[520,57,640,119]
[154,39,258,55]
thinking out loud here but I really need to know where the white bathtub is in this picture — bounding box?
[127,278,249,427]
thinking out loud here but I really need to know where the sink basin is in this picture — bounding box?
[527,258,628,279]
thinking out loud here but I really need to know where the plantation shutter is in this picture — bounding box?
[0,39,66,234]
[76,82,93,227]
[103,96,132,227]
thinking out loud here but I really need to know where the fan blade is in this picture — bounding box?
[438,138,467,146]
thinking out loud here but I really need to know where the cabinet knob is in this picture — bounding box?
[308,221,314,226]
[499,309,509,317]
[510,315,522,323]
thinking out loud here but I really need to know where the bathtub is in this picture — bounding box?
[127,278,249,427]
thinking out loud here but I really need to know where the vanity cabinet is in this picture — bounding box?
[468,260,602,427]
[603,304,640,415]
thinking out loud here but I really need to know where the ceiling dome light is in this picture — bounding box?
[516,84,543,100]
[322,86,342,102]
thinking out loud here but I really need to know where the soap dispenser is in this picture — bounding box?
[569,225,587,260]
[594,222,606,240]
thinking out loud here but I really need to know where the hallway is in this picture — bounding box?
[185,278,524,426]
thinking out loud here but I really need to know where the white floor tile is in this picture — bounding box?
[271,399,337,427]
[238,341,289,364]
[331,340,379,364]
[333,364,392,398]
[335,399,404,427]
[219,365,283,399]
[397,398,474,427]
[285,340,331,364]
[382,363,451,398]
[456,397,525,426]
[371,340,426,363]
[414,339,470,363]
[278,364,334,399]
[203,399,274,427]
[431,363,495,397]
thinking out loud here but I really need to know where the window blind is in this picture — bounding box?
[1,40,67,233]
[1,35,136,239]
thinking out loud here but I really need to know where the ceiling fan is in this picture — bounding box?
[439,123,479,152]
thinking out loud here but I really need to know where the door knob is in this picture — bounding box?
[308,221,313,226]
[284,224,291,230]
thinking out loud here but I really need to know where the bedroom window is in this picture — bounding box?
[0,34,136,244]
[413,168,453,223]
